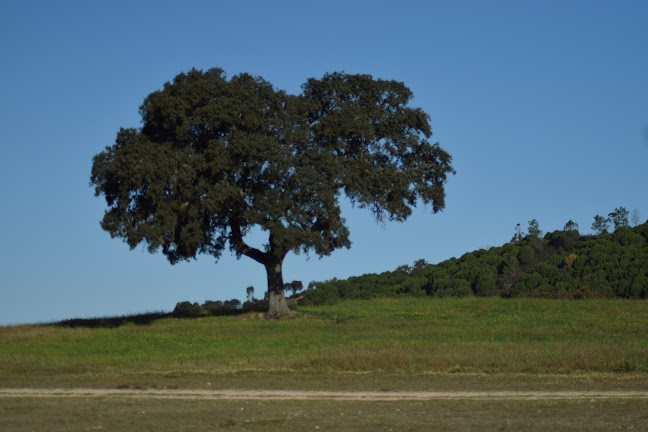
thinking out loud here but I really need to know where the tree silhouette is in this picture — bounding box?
[608,207,629,231]
[528,219,542,239]
[91,68,454,317]
[592,215,610,235]
[631,208,641,227]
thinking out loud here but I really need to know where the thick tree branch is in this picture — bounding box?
[230,222,267,264]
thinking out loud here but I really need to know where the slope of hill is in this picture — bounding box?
[303,222,648,305]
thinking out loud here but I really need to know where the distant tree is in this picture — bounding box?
[90,68,454,318]
[201,300,222,315]
[283,280,303,297]
[222,299,242,310]
[631,208,641,227]
[511,223,523,242]
[592,215,610,235]
[246,286,255,302]
[563,220,579,232]
[173,301,202,318]
[527,219,542,239]
[396,264,412,274]
[413,259,429,270]
[608,207,629,231]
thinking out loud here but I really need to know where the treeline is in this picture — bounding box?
[302,214,648,305]
[173,209,647,314]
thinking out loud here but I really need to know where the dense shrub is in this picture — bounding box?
[301,281,342,306]
[173,298,243,318]
[173,301,203,318]
[434,279,473,298]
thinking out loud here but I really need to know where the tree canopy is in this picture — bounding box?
[91,68,454,317]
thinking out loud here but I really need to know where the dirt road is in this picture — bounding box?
[1,388,647,401]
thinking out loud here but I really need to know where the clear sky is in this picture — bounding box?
[1,0,646,325]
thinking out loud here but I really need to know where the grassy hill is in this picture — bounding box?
[3,297,648,431]
[2,297,647,390]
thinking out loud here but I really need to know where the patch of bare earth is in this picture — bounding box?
[1,388,647,401]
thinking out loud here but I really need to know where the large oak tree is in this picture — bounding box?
[91,68,454,317]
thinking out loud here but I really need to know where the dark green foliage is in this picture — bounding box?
[511,223,523,242]
[434,278,473,298]
[242,298,269,313]
[563,220,579,232]
[609,207,630,230]
[527,218,542,239]
[172,301,203,318]
[412,258,429,270]
[511,271,545,297]
[399,276,428,297]
[303,222,648,304]
[592,215,611,234]
[301,281,341,306]
[517,245,535,265]
[474,267,497,297]
[283,280,304,296]
[173,299,246,318]
[545,229,579,252]
[245,286,255,302]
[526,283,570,299]
[91,68,454,317]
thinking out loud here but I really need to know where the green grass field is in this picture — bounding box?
[2,297,648,381]
[1,297,647,430]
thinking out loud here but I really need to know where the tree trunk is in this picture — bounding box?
[265,259,292,319]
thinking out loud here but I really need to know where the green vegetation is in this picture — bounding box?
[303,221,648,305]
[3,297,647,430]
[2,298,647,388]
[90,68,453,317]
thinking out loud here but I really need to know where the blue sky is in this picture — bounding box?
[1,0,646,325]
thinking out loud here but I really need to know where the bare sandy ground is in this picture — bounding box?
[1,388,647,401]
